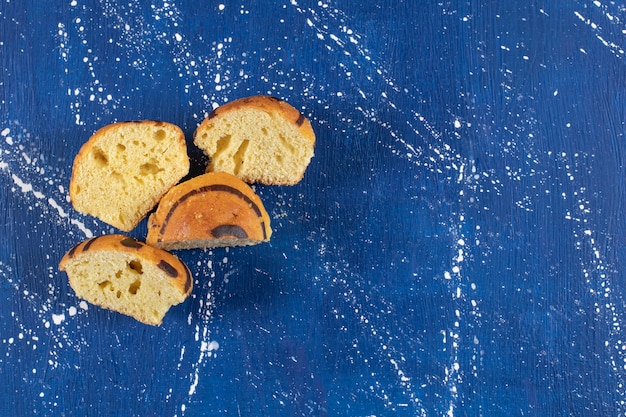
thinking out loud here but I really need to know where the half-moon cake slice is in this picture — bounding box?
[146,172,272,250]
[59,234,192,326]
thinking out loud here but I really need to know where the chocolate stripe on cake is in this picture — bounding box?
[66,242,82,259]
[120,237,143,249]
[211,224,248,239]
[183,266,192,293]
[157,260,179,278]
[158,184,264,236]
[295,113,306,127]
[82,237,98,252]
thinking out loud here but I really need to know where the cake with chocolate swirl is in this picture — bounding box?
[146,172,272,250]
[59,234,192,326]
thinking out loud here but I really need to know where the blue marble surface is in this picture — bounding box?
[1,0,625,415]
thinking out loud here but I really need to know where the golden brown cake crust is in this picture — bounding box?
[146,172,272,250]
[59,234,192,296]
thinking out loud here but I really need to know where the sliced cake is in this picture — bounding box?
[193,95,315,185]
[69,120,190,231]
[146,172,272,250]
[59,234,192,326]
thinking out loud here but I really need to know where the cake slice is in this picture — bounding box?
[59,234,192,326]
[146,172,272,250]
[69,120,190,231]
[193,95,315,185]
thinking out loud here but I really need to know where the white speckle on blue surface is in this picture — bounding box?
[52,313,65,325]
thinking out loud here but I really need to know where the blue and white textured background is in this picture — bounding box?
[1,1,625,415]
